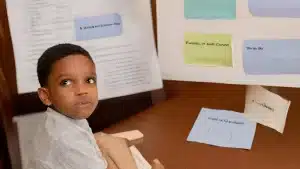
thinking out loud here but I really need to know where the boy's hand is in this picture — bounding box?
[94,132,130,148]
[101,150,119,169]
[94,132,138,169]
[151,159,165,169]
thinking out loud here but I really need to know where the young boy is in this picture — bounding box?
[27,43,164,169]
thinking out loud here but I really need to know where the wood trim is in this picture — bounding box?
[0,68,22,169]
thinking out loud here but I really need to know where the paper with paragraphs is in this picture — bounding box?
[5,0,163,99]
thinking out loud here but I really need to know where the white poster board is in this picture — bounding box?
[5,0,162,100]
[157,0,300,88]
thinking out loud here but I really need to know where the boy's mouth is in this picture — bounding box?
[75,101,92,107]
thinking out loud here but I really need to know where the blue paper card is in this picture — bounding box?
[75,13,122,41]
[249,0,300,18]
[187,108,256,150]
[243,39,300,75]
[184,0,236,19]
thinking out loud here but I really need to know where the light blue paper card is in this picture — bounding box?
[243,39,300,75]
[75,13,122,41]
[249,0,300,18]
[184,0,236,19]
[187,108,256,149]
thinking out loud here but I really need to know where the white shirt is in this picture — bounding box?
[26,107,107,169]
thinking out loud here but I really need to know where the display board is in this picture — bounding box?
[157,0,300,87]
[5,0,162,100]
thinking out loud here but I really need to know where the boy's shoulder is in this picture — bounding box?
[41,107,91,139]
[24,108,102,169]
[29,108,89,157]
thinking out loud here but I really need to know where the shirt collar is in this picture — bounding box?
[46,107,91,132]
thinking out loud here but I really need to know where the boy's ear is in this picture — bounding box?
[37,87,52,106]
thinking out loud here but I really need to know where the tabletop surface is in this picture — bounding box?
[103,81,300,169]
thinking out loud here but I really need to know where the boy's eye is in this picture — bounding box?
[60,79,71,86]
[87,77,96,84]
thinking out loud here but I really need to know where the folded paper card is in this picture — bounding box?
[75,13,122,41]
[243,39,300,75]
[130,146,151,169]
[244,86,291,134]
[184,33,232,67]
[249,0,300,18]
[184,0,236,19]
[187,108,256,149]
[112,130,144,145]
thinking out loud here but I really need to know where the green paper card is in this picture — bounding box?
[184,32,233,67]
[184,0,236,19]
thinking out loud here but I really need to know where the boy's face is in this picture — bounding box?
[38,54,98,119]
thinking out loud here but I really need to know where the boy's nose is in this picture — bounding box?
[75,84,88,96]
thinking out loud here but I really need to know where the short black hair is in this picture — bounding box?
[37,43,94,87]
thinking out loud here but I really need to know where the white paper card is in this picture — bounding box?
[130,146,152,169]
[244,86,291,133]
